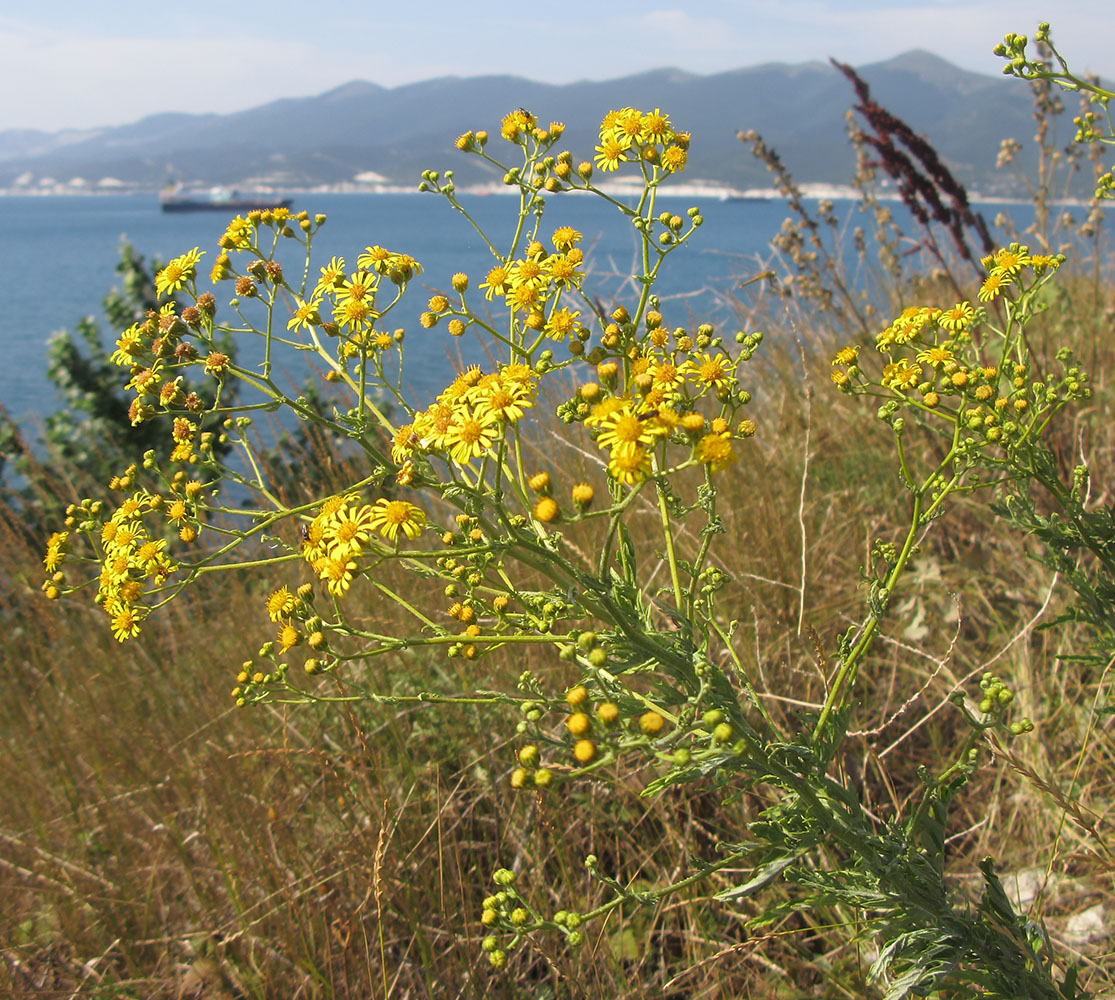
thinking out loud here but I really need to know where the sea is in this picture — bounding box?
[0,191,1050,433]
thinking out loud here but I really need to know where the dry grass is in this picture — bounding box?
[2,283,1114,999]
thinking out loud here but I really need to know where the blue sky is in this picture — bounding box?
[2,1,1112,131]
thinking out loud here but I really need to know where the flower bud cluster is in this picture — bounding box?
[832,246,1087,457]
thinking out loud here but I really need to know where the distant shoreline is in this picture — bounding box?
[0,184,1051,206]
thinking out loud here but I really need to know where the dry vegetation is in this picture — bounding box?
[2,272,1113,998]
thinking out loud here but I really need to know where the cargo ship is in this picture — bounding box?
[159,185,293,213]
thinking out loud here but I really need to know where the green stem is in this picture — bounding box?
[654,461,684,610]
[812,486,927,744]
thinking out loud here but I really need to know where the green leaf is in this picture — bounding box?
[715,853,800,903]
[617,522,637,582]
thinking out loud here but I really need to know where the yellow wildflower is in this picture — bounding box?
[607,446,652,486]
[978,272,1010,302]
[594,138,629,172]
[155,247,204,297]
[266,585,296,622]
[596,406,667,456]
[696,433,736,472]
[368,499,426,542]
[480,265,509,301]
[938,301,974,332]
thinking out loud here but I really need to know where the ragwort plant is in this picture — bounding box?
[996,23,1115,207]
[43,98,1100,998]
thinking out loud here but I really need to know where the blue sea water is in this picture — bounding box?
[0,192,801,429]
[0,191,1042,430]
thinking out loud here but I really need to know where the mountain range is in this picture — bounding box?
[0,51,1085,197]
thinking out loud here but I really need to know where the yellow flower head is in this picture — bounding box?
[319,555,357,597]
[155,247,204,298]
[661,146,688,173]
[501,108,536,142]
[266,585,296,622]
[547,254,582,289]
[641,109,673,143]
[978,272,1010,302]
[368,499,426,542]
[325,503,376,558]
[544,306,580,341]
[938,301,974,332]
[687,353,735,391]
[337,271,375,304]
[287,296,321,332]
[551,226,582,252]
[596,406,668,456]
[313,256,346,297]
[445,408,500,465]
[533,496,559,523]
[277,622,301,653]
[648,359,683,393]
[506,283,539,314]
[334,297,376,332]
[916,345,955,368]
[607,445,652,486]
[110,603,143,643]
[571,482,595,506]
[391,423,417,464]
[594,138,629,172]
[357,245,392,273]
[474,379,535,423]
[881,358,923,392]
[696,433,737,472]
[991,246,1030,276]
[220,216,254,251]
[509,257,545,289]
[480,265,509,301]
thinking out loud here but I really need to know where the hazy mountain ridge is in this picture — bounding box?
[0,52,1076,196]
